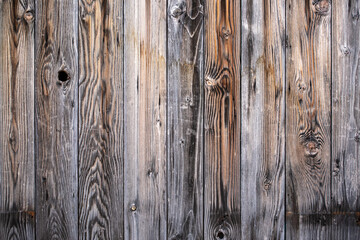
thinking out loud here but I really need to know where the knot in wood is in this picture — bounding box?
[216,230,225,239]
[221,27,231,40]
[170,3,186,19]
[304,141,319,158]
[205,77,217,87]
[58,69,71,82]
[312,0,331,16]
[340,45,351,56]
[24,10,34,23]
[355,131,360,142]
[297,81,307,93]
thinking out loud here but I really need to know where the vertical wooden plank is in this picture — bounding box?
[286,213,332,239]
[240,0,285,238]
[0,0,35,238]
[332,0,360,237]
[0,213,34,239]
[167,0,204,239]
[332,214,360,240]
[286,0,332,238]
[78,0,123,238]
[203,1,241,239]
[124,0,167,239]
[35,0,78,238]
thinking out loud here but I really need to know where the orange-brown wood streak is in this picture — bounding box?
[204,0,241,239]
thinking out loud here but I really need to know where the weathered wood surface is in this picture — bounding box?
[124,0,167,239]
[332,0,360,237]
[241,0,285,239]
[286,0,332,238]
[78,0,123,239]
[167,0,204,239]
[35,0,78,239]
[0,0,35,238]
[204,0,241,239]
[1,0,360,239]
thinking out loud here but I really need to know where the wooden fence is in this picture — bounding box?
[0,0,359,239]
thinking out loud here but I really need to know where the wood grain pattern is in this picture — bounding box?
[286,213,332,239]
[332,213,360,239]
[0,212,35,239]
[124,0,167,239]
[332,0,360,237]
[0,0,35,238]
[167,0,204,239]
[241,0,285,238]
[78,0,123,239]
[286,0,332,237]
[35,0,78,239]
[203,1,241,239]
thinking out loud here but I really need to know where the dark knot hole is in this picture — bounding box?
[217,231,225,239]
[58,70,70,82]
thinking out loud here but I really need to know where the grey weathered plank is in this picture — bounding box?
[332,0,360,237]
[35,0,78,238]
[286,0,332,238]
[240,0,285,238]
[0,0,35,238]
[0,212,35,239]
[123,0,167,239]
[332,214,360,239]
[78,0,124,238]
[203,0,241,239]
[167,0,204,239]
[286,213,332,239]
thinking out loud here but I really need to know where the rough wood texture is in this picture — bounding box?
[0,212,35,239]
[78,0,123,239]
[0,0,35,238]
[203,1,241,239]
[35,0,78,239]
[286,0,332,238]
[241,0,285,238]
[167,0,204,239]
[332,0,360,237]
[332,214,360,240]
[286,213,332,239]
[124,0,167,239]
[1,1,360,239]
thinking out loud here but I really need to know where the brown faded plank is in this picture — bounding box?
[203,1,241,239]
[123,0,167,239]
[78,0,124,239]
[167,0,204,239]
[35,0,78,238]
[286,0,332,238]
[240,0,285,238]
[0,0,35,238]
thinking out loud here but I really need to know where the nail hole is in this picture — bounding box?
[217,231,225,239]
[58,70,70,82]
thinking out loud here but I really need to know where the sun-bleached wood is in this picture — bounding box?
[124,0,167,239]
[241,0,285,238]
[167,0,204,239]
[332,0,360,238]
